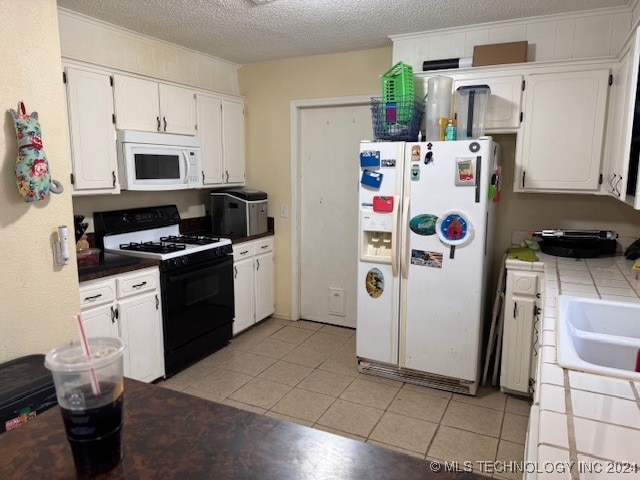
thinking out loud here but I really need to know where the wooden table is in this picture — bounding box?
[0,379,486,479]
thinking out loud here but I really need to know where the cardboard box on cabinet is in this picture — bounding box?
[472,41,528,67]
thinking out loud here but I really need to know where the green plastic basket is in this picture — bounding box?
[381,62,414,104]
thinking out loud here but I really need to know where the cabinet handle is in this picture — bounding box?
[234,266,238,279]
[240,250,249,255]
[225,170,229,182]
[112,171,116,187]
[521,171,526,188]
[513,301,517,318]
[614,176,622,196]
[84,293,102,302]
[609,174,617,194]
[157,116,161,131]
[111,306,117,323]
[256,259,260,271]
[155,294,159,310]
[163,116,167,132]
[536,292,541,299]
[132,281,147,289]
[261,245,268,249]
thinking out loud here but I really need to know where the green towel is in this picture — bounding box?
[507,246,539,262]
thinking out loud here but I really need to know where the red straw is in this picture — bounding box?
[74,313,101,397]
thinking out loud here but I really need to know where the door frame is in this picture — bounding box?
[289,94,373,321]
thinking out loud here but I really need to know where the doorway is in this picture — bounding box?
[291,96,373,327]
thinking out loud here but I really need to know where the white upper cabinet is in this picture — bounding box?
[158,83,197,135]
[196,94,224,185]
[453,74,523,132]
[223,99,246,184]
[515,68,610,192]
[602,26,640,208]
[113,75,160,133]
[65,66,119,194]
[113,74,196,135]
[197,94,245,186]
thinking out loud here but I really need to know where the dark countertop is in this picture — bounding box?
[78,253,160,283]
[226,229,274,244]
[0,379,487,480]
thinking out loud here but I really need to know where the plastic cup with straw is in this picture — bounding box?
[45,316,125,476]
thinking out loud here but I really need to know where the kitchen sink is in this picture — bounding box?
[557,295,640,381]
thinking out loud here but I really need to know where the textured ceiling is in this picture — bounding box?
[57,0,629,64]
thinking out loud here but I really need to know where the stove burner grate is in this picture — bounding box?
[120,241,187,254]
[159,235,220,246]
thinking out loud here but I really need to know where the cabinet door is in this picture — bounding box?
[254,251,274,322]
[113,74,160,133]
[453,74,523,132]
[159,83,196,135]
[501,270,536,395]
[118,291,163,382]
[222,99,245,184]
[233,257,255,335]
[65,67,119,193]
[601,49,634,200]
[82,303,119,339]
[197,94,224,185]
[516,69,609,192]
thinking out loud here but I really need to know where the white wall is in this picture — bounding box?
[0,0,78,362]
[58,9,240,95]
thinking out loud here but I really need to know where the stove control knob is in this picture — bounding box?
[181,257,189,266]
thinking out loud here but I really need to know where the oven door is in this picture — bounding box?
[161,256,234,353]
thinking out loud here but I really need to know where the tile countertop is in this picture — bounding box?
[508,252,640,478]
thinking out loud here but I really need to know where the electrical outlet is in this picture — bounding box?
[280,204,288,218]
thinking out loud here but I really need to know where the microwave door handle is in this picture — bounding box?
[182,150,190,184]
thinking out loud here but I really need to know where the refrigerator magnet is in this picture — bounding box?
[365,268,384,298]
[373,196,394,212]
[410,249,443,269]
[409,214,438,236]
[361,170,383,189]
[410,164,420,181]
[360,150,381,169]
[411,145,421,162]
[436,210,474,258]
[455,157,476,186]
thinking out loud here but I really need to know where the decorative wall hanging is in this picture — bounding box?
[9,102,63,202]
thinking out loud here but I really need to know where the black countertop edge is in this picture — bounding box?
[78,255,160,283]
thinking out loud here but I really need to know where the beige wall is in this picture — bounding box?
[239,47,393,319]
[0,0,77,362]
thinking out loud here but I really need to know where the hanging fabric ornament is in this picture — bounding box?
[9,102,63,202]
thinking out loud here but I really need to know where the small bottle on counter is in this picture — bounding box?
[444,119,456,141]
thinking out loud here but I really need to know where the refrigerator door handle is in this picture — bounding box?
[391,198,398,277]
[400,195,410,279]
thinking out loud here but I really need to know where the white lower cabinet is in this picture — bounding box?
[78,267,164,382]
[500,261,544,396]
[232,237,274,335]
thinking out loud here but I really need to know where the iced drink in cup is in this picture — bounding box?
[45,337,125,477]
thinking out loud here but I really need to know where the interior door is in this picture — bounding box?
[299,103,371,327]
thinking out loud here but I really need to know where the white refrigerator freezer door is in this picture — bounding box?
[400,140,495,382]
[356,142,404,365]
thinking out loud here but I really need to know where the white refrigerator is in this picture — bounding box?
[356,138,500,395]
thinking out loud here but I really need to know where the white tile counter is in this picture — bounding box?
[511,252,640,479]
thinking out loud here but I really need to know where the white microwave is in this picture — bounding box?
[117,130,202,191]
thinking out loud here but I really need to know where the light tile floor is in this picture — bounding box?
[158,318,529,479]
